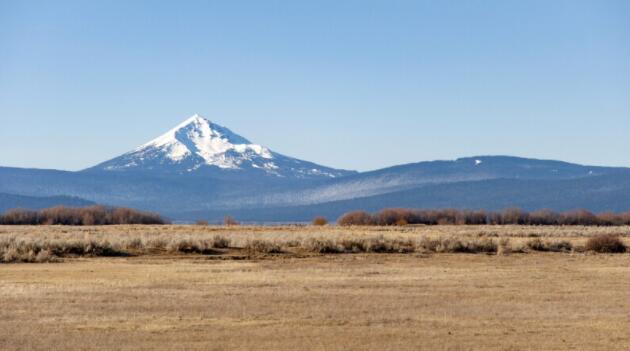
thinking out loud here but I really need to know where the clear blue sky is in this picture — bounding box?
[1,0,629,172]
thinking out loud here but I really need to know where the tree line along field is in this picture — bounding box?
[3,206,630,226]
[2,224,630,350]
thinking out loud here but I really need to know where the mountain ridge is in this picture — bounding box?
[0,192,95,213]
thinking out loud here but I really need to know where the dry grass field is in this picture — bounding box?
[3,225,630,350]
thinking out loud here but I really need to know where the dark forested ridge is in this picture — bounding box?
[0,192,94,213]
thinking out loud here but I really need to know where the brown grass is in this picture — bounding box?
[3,225,630,349]
[3,254,630,350]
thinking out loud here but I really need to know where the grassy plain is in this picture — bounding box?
[2,225,630,350]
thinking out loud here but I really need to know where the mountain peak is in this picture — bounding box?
[88,114,356,179]
[178,113,209,127]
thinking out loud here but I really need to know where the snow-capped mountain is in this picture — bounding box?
[88,114,355,179]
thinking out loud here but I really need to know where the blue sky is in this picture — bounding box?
[1,0,629,171]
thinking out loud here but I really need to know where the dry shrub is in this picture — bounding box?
[395,218,408,226]
[165,236,228,254]
[195,220,209,226]
[497,238,512,256]
[418,237,497,254]
[526,238,546,251]
[212,235,231,249]
[145,237,168,250]
[0,206,166,225]
[312,216,328,226]
[2,247,20,263]
[374,208,414,226]
[303,236,414,254]
[35,249,56,263]
[122,238,144,251]
[0,240,96,263]
[283,239,302,248]
[305,238,343,253]
[462,238,497,253]
[337,239,365,253]
[224,216,239,226]
[585,235,626,253]
[244,240,282,254]
[526,238,573,252]
[0,233,232,262]
[337,211,374,226]
[166,238,204,254]
[362,236,415,253]
[336,208,630,226]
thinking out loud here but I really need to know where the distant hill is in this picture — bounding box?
[242,155,625,207]
[2,114,630,221]
[173,172,630,223]
[0,193,94,213]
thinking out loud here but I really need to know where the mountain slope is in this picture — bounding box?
[171,172,630,222]
[228,156,626,208]
[87,114,355,179]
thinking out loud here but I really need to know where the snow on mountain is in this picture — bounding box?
[88,114,355,179]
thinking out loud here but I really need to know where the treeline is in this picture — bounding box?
[0,206,168,225]
[337,208,630,226]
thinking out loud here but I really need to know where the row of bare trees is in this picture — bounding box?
[0,206,167,225]
[338,208,630,226]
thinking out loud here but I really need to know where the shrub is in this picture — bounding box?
[526,238,572,252]
[2,247,20,262]
[305,238,343,253]
[337,211,373,226]
[122,238,144,250]
[224,216,239,226]
[35,249,56,263]
[585,235,626,253]
[166,238,218,254]
[0,206,167,225]
[195,220,209,226]
[497,238,511,255]
[463,238,497,253]
[374,208,413,226]
[417,237,497,254]
[244,240,282,254]
[212,235,231,249]
[362,236,414,253]
[335,208,630,226]
[561,210,599,226]
[312,216,328,226]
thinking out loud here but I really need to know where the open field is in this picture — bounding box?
[3,254,630,350]
[3,225,630,350]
